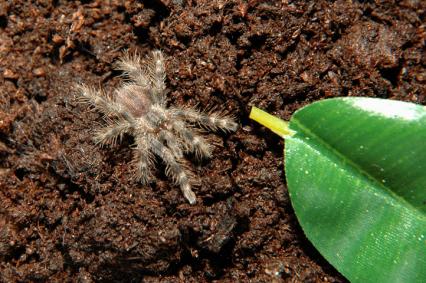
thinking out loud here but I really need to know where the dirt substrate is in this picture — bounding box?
[0,0,425,282]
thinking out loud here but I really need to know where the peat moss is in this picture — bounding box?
[0,0,424,281]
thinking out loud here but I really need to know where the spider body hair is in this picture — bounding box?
[77,50,237,204]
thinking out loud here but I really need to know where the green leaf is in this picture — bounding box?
[284,97,426,282]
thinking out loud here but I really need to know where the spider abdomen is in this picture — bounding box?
[115,85,152,118]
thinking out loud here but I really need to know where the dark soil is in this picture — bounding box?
[0,0,424,282]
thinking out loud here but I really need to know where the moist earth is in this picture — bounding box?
[0,0,425,282]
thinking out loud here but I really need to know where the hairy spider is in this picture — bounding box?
[76,50,237,204]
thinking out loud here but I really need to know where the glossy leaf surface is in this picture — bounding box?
[285,97,426,283]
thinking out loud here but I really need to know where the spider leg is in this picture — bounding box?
[171,107,238,132]
[94,119,133,147]
[143,107,186,158]
[116,50,166,105]
[170,120,212,159]
[150,138,196,204]
[134,135,155,184]
[76,84,135,122]
[147,50,167,105]
[158,129,184,159]
[115,51,150,88]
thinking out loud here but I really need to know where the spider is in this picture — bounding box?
[76,50,237,204]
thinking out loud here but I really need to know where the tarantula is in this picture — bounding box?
[76,50,237,204]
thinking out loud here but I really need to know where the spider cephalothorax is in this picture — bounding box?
[77,50,237,204]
